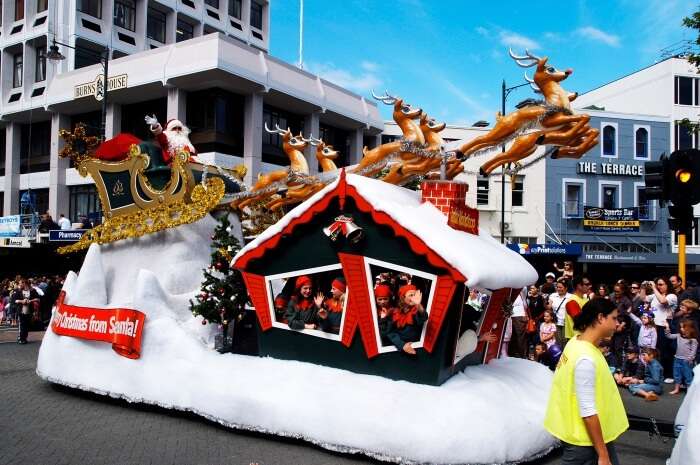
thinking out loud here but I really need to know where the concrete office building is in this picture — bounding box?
[0,0,383,222]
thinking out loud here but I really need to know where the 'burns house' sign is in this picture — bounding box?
[74,74,128,101]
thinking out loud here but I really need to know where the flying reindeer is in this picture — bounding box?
[263,135,338,211]
[351,91,424,177]
[232,123,313,210]
[453,49,598,175]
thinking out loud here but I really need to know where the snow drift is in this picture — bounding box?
[37,216,557,464]
[669,365,700,465]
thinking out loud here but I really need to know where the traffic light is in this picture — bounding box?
[643,154,668,202]
[668,203,695,235]
[645,149,700,233]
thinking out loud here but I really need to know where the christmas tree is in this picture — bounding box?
[190,215,248,348]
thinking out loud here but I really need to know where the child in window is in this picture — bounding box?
[628,348,663,401]
[285,275,319,330]
[385,284,428,354]
[374,284,395,345]
[665,318,699,395]
[318,277,346,334]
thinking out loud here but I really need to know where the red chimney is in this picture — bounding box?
[420,180,468,216]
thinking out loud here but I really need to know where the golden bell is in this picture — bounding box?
[343,221,364,244]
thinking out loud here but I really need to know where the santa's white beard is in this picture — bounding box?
[164,128,195,153]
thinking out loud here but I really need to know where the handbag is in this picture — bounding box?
[526,316,537,334]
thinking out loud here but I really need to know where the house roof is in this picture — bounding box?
[233,172,537,290]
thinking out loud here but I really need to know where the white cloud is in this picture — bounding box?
[498,30,540,50]
[475,26,490,37]
[307,62,382,95]
[575,26,621,47]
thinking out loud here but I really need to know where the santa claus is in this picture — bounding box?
[144,115,197,164]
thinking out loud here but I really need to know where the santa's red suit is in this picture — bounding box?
[150,118,197,164]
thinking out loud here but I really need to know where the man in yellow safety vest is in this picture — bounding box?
[544,298,628,465]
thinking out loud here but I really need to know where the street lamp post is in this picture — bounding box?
[48,39,110,141]
[500,79,531,244]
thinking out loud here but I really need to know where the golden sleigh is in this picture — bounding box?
[57,124,245,253]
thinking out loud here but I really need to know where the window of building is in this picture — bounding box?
[37,0,48,13]
[476,176,489,205]
[13,53,23,88]
[634,126,649,159]
[19,121,51,173]
[186,88,244,155]
[511,175,524,207]
[35,46,46,82]
[636,184,651,220]
[19,188,48,215]
[69,185,101,222]
[601,124,616,157]
[15,0,24,20]
[600,184,619,209]
[509,236,537,245]
[229,0,241,18]
[564,181,583,217]
[78,0,101,19]
[147,8,166,43]
[262,105,304,166]
[675,76,694,105]
[204,0,219,8]
[675,121,695,150]
[114,0,135,31]
[250,0,263,29]
[176,18,194,42]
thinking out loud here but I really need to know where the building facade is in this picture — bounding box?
[0,0,383,223]
[382,121,548,244]
[542,110,688,278]
[575,56,700,253]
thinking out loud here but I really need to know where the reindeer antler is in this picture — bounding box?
[303,134,323,146]
[264,122,288,135]
[509,48,541,68]
[523,72,541,93]
[371,89,398,105]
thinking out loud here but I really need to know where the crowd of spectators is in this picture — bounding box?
[0,275,64,343]
[502,262,700,402]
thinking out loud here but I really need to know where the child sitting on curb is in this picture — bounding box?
[614,347,643,386]
[628,348,663,401]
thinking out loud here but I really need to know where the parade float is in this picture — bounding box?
[37,49,598,464]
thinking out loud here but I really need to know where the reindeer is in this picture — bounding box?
[233,123,312,210]
[264,135,336,211]
[454,49,598,175]
[311,137,340,172]
[351,91,424,177]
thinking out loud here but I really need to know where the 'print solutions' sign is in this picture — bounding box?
[74,74,128,101]
[583,207,640,232]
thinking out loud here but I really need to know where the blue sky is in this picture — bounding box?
[269,0,698,125]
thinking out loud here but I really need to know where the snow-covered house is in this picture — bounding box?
[232,172,537,385]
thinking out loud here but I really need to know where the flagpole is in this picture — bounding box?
[298,0,304,69]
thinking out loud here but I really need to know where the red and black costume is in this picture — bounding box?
[285,275,319,330]
[385,284,428,351]
[319,278,346,334]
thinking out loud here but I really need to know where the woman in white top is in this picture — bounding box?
[548,280,571,345]
[647,277,677,381]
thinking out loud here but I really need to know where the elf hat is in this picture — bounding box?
[374,284,392,299]
[295,275,312,290]
[331,277,346,293]
[399,284,418,299]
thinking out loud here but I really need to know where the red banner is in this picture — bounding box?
[51,291,146,359]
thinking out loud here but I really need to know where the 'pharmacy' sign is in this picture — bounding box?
[74,74,128,101]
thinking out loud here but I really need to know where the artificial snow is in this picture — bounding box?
[235,173,537,290]
[38,216,556,465]
[669,365,700,465]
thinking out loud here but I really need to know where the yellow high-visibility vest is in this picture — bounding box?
[544,336,628,446]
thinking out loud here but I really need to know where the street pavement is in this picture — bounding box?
[0,330,682,465]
